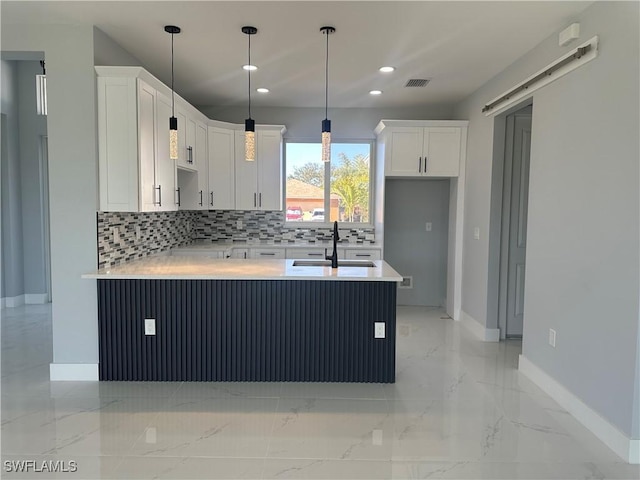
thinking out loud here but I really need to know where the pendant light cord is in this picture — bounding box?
[171,32,175,116]
[324,29,329,120]
[248,33,252,119]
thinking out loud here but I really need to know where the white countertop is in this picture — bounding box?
[83,255,402,282]
[171,242,381,254]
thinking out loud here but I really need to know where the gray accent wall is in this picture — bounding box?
[1,60,25,300]
[384,179,450,307]
[455,1,639,439]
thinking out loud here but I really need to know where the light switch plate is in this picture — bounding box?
[374,322,385,338]
[425,222,432,232]
[473,227,480,240]
[549,328,556,347]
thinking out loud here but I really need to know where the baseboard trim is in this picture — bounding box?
[519,354,638,464]
[460,310,500,342]
[2,295,25,308]
[25,293,48,304]
[50,363,99,381]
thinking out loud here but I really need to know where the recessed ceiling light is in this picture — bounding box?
[369,90,383,95]
[256,87,269,93]
[379,66,395,73]
[242,64,258,71]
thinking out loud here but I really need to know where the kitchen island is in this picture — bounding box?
[83,256,402,383]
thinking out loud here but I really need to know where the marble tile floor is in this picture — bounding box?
[1,304,638,479]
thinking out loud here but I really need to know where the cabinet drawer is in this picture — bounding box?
[286,248,326,259]
[172,250,225,259]
[251,248,285,259]
[344,249,381,260]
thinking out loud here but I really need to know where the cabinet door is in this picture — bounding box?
[98,76,139,212]
[257,129,282,210]
[138,80,158,212]
[195,121,209,209]
[208,127,236,210]
[386,127,423,176]
[234,131,258,210]
[155,92,178,211]
[423,127,461,177]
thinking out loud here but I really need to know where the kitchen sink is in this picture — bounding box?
[292,260,376,268]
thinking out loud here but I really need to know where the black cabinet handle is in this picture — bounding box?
[187,146,193,164]
[418,156,422,173]
[210,192,214,207]
[176,187,181,207]
[155,185,162,206]
[259,192,262,207]
[308,253,323,257]
[254,193,257,208]
[260,252,276,256]
[199,190,203,207]
[424,156,428,172]
[355,253,371,257]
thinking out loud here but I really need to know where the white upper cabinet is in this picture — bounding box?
[96,66,286,213]
[375,120,468,178]
[208,126,236,210]
[234,126,285,211]
[97,69,178,212]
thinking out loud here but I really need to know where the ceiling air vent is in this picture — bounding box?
[405,78,430,88]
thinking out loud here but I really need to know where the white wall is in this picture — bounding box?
[199,106,454,139]
[455,1,639,441]
[1,25,99,367]
[17,61,48,296]
[1,60,25,301]
[93,27,143,67]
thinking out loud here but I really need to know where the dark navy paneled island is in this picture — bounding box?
[83,256,402,383]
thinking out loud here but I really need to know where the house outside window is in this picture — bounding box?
[284,141,373,225]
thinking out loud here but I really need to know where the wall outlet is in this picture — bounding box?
[145,318,156,336]
[135,225,142,241]
[425,222,432,232]
[145,427,157,444]
[473,227,480,240]
[112,226,120,243]
[374,322,385,339]
[236,219,243,230]
[549,328,556,348]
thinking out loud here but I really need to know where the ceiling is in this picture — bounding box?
[2,1,593,109]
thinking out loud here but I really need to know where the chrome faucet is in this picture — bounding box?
[325,221,340,268]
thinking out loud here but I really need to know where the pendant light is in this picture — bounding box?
[320,26,335,163]
[242,26,258,162]
[165,25,181,160]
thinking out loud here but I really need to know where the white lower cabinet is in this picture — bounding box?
[230,248,249,259]
[344,249,381,260]
[250,248,286,259]
[285,248,327,259]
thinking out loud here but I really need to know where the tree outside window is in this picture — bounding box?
[285,142,371,224]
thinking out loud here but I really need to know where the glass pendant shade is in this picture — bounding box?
[245,118,256,162]
[321,119,331,163]
[169,116,178,160]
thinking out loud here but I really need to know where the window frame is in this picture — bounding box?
[283,137,376,228]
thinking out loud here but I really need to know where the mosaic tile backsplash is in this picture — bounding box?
[194,210,375,245]
[98,210,375,268]
[97,211,196,269]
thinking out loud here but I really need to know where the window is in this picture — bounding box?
[285,141,372,224]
